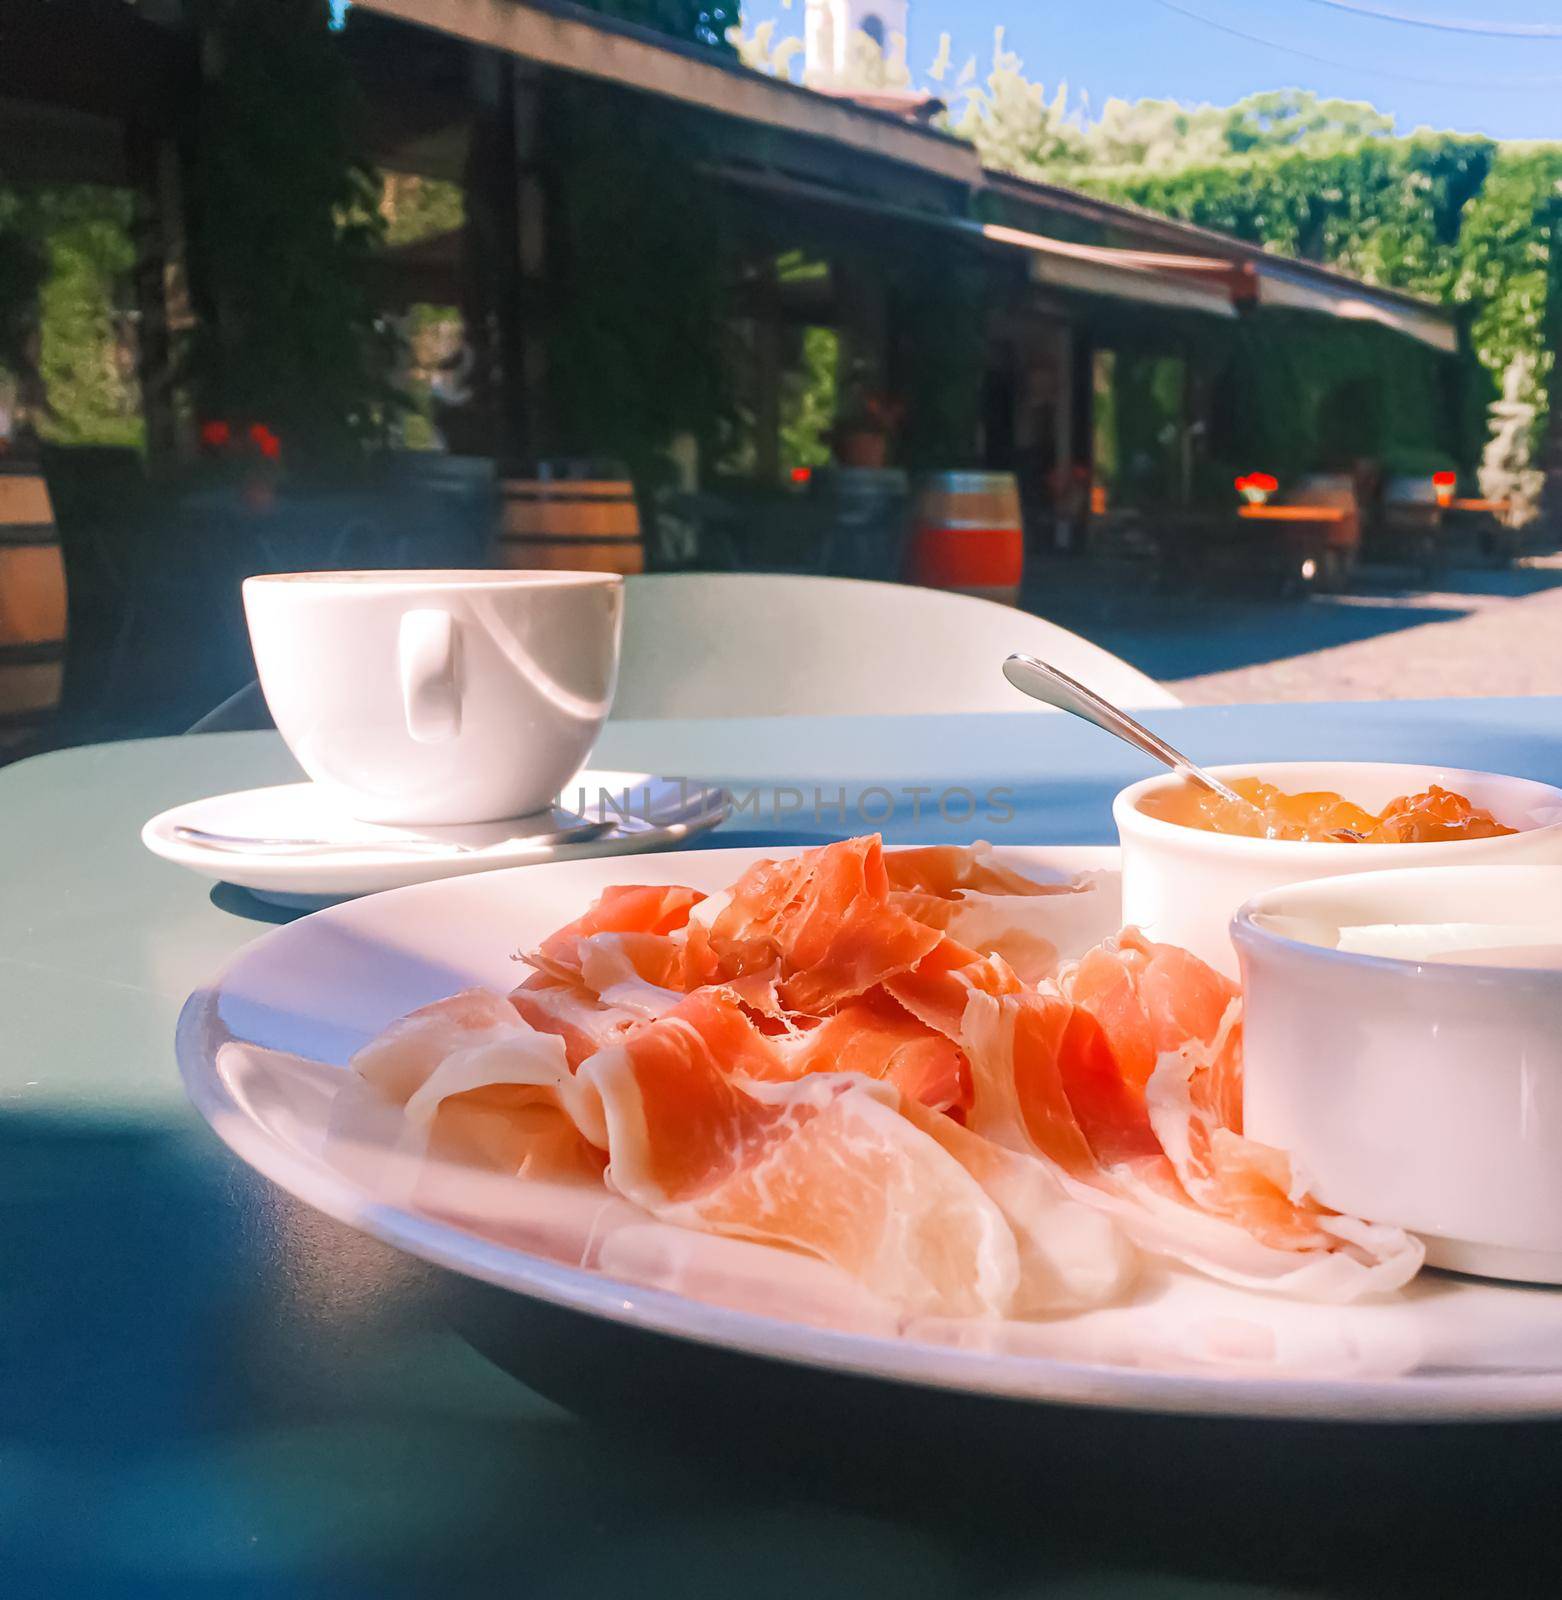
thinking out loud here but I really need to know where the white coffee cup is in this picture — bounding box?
[243,570,623,825]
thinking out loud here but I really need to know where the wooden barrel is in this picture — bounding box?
[907,471,1024,605]
[495,477,645,575]
[0,462,68,750]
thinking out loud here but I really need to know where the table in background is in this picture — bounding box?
[5,702,1562,1597]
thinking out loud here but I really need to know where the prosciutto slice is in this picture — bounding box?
[961,934,1423,1300]
[341,838,1426,1317]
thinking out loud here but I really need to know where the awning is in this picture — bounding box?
[981,225,1458,347]
[705,165,1244,319]
[1245,262,1458,355]
[977,223,1238,319]
[708,166,1467,345]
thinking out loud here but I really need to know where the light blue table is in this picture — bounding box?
[4,702,1561,1596]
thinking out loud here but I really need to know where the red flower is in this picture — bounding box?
[200,419,232,449]
[1432,471,1456,487]
[790,466,812,485]
[1248,472,1278,494]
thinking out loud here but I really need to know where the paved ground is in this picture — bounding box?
[1025,548,1562,705]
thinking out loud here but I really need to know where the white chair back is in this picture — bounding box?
[611,574,1179,719]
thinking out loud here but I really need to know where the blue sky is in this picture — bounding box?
[743,0,1562,140]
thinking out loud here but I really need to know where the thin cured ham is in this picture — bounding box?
[346,836,1424,1318]
[582,995,1024,1317]
[354,988,529,1106]
[1065,930,1240,1092]
[964,935,1422,1298]
[881,942,1022,1047]
[574,986,1131,1316]
[528,883,704,985]
[899,1100,1136,1314]
[508,974,644,1069]
[353,989,607,1181]
[959,986,1098,1176]
[777,990,968,1112]
[687,835,944,1012]
[573,933,687,1017]
[1142,1014,1418,1276]
[1053,932,1237,1166]
[885,841,1116,983]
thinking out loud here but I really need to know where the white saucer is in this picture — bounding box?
[142,769,728,907]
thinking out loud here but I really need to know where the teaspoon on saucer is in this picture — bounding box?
[172,816,613,856]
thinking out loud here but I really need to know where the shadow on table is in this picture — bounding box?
[5,1102,1556,1598]
[457,1281,1562,1599]
[208,881,312,925]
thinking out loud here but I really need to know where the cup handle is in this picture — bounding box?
[398,609,462,743]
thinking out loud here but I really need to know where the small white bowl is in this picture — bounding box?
[1114,761,1562,977]
[1233,865,1562,1284]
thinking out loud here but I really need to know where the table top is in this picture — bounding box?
[1237,505,1349,523]
[7,700,1562,1596]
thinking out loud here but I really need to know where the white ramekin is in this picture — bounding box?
[1114,761,1562,977]
[1232,864,1562,1284]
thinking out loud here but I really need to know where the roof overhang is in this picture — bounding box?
[355,0,981,184]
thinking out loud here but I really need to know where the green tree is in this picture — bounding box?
[778,325,839,472]
[1221,90,1392,156]
[0,187,142,450]
[1454,147,1562,420]
[545,84,732,485]
[0,195,51,445]
[189,0,395,465]
[729,17,804,76]
[1074,90,1392,174]
[950,27,1085,176]
[380,173,465,249]
[31,189,142,448]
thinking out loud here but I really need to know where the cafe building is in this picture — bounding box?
[0,0,1460,740]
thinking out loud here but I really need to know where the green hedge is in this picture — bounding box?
[190,0,394,464]
[1081,137,1558,474]
[544,84,731,486]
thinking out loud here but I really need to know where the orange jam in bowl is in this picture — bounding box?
[1138,777,1518,844]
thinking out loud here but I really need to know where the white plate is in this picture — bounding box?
[176,844,1562,1423]
[143,769,727,906]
